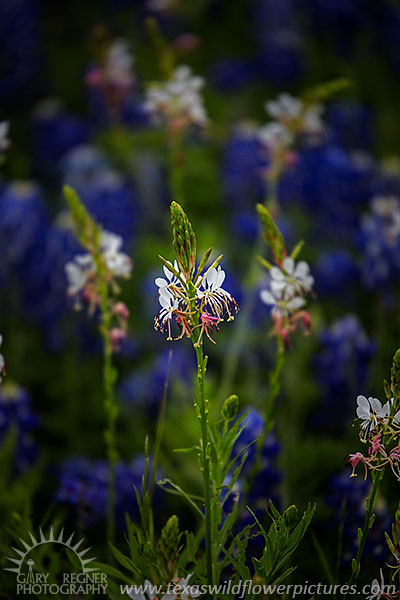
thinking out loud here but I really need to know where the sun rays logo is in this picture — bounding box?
[4,527,108,596]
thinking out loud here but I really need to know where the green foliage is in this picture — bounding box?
[251,501,316,586]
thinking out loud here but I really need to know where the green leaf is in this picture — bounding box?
[109,543,136,573]
[157,479,204,517]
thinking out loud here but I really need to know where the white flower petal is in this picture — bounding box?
[283,257,294,275]
[260,290,276,305]
[270,266,285,281]
[369,397,382,414]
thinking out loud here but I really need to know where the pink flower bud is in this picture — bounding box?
[109,327,126,352]
[113,302,130,321]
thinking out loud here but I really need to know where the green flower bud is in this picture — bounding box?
[221,395,239,421]
[283,504,298,528]
[170,201,196,277]
[257,203,285,265]
[158,515,179,556]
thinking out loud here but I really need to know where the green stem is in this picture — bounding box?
[100,306,118,547]
[194,340,214,591]
[345,471,383,598]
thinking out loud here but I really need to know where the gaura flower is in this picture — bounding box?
[260,287,305,318]
[196,266,238,320]
[265,93,323,135]
[366,569,386,600]
[356,395,400,434]
[154,262,238,343]
[269,257,314,297]
[356,396,388,432]
[65,231,132,299]
[155,288,180,341]
[145,65,208,129]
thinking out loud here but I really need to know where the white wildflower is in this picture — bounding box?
[260,286,305,317]
[356,396,389,432]
[196,266,238,320]
[105,39,135,90]
[145,65,208,127]
[257,122,293,152]
[101,231,132,278]
[265,93,323,135]
[269,256,314,298]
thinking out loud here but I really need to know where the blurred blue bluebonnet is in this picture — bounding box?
[252,0,304,84]
[209,59,255,93]
[31,100,90,177]
[314,250,359,298]
[119,348,195,416]
[232,409,281,509]
[313,315,375,433]
[358,195,400,289]
[63,145,140,244]
[222,129,266,212]
[324,472,391,567]
[327,101,374,151]
[0,181,49,282]
[0,0,44,105]
[0,383,38,473]
[56,455,160,529]
[280,141,375,241]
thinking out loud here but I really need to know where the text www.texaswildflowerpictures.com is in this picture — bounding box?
[120,580,398,598]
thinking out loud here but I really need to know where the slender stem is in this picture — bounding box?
[344,471,383,597]
[100,303,118,546]
[194,340,214,590]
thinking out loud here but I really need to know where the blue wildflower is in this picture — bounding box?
[0,383,38,473]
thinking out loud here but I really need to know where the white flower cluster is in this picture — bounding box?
[356,395,400,434]
[104,39,136,90]
[257,93,323,153]
[145,65,208,127]
[154,261,237,341]
[65,231,132,297]
[260,256,314,317]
